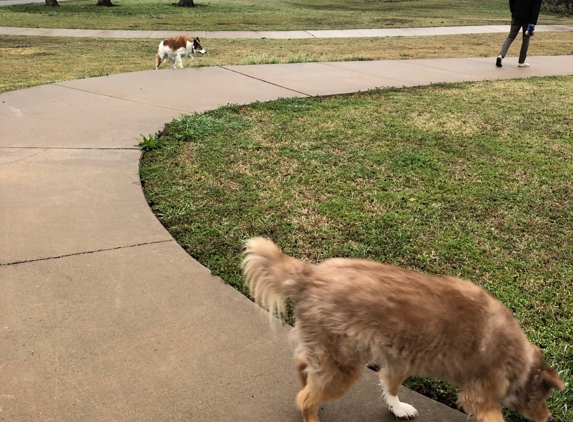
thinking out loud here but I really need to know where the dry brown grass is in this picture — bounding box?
[5,0,572,31]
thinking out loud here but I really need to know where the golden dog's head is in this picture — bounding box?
[501,348,565,422]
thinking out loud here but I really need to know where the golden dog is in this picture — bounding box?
[242,237,564,422]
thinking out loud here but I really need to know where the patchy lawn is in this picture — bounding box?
[2,0,573,30]
[139,76,573,421]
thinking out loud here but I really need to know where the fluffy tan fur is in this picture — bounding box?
[242,237,564,422]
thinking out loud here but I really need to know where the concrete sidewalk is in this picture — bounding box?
[0,24,572,39]
[1,56,572,421]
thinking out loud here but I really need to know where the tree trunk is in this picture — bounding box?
[95,0,115,6]
[172,0,195,7]
[45,0,60,6]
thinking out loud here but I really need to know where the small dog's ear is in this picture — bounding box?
[543,367,565,391]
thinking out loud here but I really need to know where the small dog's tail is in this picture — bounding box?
[242,237,306,319]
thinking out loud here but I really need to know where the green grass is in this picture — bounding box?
[2,0,573,30]
[139,76,573,421]
[3,31,573,94]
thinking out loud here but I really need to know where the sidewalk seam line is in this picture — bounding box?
[320,61,417,85]
[218,66,312,97]
[1,239,174,267]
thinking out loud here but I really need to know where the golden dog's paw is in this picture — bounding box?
[390,402,418,419]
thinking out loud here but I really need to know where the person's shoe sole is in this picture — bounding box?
[496,57,502,67]
[518,63,530,67]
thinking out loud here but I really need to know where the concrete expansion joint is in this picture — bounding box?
[320,61,408,85]
[0,239,174,267]
[219,65,312,97]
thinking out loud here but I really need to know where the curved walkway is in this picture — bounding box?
[1,24,572,39]
[1,56,573,421]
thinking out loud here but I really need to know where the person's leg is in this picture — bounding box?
[497,18,522,66]
[518,25,531,65]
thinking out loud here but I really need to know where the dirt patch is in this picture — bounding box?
[372,18,414,24]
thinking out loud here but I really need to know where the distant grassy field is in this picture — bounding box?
[139,76,573,421]
[2,31,573,93]
[2,0,573,31]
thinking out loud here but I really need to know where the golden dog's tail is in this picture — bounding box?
[242,237,306,319]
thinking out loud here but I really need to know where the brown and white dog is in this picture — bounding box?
[155,36,206,70]
[242,237,565,422]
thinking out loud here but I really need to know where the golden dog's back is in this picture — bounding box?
[244,238,527,385]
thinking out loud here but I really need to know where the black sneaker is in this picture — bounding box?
[496,57,502,67]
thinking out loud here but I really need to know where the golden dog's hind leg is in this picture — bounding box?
[296,383,321,422]
[296,363,363,422]
[296,356,309,387]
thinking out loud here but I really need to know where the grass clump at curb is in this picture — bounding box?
[2,31,573,94]
[140,76,573,421]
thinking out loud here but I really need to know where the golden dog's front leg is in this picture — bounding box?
[475,408,505,422]
[378,368,418,418]
[458,385,506,422]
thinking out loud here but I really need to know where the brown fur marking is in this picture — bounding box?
[163,35,193,51]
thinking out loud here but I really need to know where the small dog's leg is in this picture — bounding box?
[379,370,418,418]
